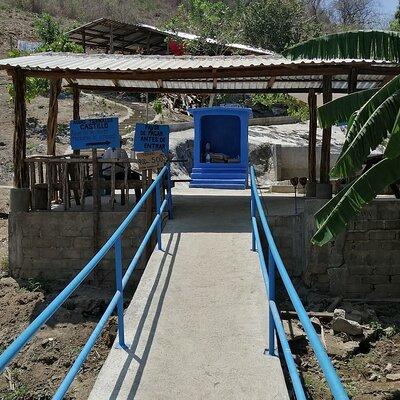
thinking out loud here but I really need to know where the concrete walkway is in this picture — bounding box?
[89,189,289,400]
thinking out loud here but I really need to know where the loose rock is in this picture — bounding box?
[332,309,364,336]
[386,373,400,382]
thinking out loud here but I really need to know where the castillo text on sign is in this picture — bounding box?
[70,117,120,150]
[134,123,170,154]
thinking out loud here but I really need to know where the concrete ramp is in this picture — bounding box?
[89,189,289,400]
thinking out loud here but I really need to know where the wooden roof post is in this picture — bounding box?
[81,29,86,53]
[109,23,114,54]
[320,75,332,184]
[307,89,317,195]
[46,78,62,155]
[73,85,80,121]
[12,68,28,188]
[348,67,358,94]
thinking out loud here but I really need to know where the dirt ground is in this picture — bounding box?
[281,288,400,400]
[0,274,118,400]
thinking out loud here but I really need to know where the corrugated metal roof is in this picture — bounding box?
[67,18,274,55]
[0,53,397,94]
[1,52,397,72]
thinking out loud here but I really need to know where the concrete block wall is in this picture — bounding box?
[261,198,400,299]
[9,211,154,288]
[302,199,400,298]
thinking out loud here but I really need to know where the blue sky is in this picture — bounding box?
[383,0,398,16]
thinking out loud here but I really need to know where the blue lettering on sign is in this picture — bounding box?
[133,123,170,154]
[70,117,120,150]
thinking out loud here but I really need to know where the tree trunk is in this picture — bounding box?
[308,89,317,183]
[12,68,28,188]
[320,76,333,184]
[46,78,62,156]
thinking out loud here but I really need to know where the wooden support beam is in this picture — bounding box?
[320,75,333,184]
[308,89,317,183]
[82,29,86,53]
[109,23,114,54]
[72,86,80,120]
[12,68,28,188]
[348,67,358,93]
[46,78,62,155]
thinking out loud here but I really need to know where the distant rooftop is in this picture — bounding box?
[67,18,274,56]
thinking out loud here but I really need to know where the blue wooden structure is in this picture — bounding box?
[189,107,252,189]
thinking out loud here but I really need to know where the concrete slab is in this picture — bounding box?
[89,190,289,400]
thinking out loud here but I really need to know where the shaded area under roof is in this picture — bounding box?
[67,18,273,56]
[0,52,398,94]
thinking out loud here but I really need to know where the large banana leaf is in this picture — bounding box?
[283,30,400,61]
[312,156,400,246]
[331,90,400,178]
[342,75,400,155]
[385,110,400,159]
[317,89,377,129]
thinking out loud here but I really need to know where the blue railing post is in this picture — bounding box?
[251,186,256,251]
[156,179,162,250]
[268,249,276,356]
[114,237,125,348]
[167,163,173,219]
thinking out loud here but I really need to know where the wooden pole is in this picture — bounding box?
[109,23,114,54]
[72,86,80,121]
[320,75,333,184]
[82,30,86,53]
[46,78,61,156]
[12,68,28,188]
[348,67,358,94]
[308,89,317,184]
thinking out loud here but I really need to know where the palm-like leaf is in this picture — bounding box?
[331,90,400,178]
[283,30,400,62]
[312,156,400,246]
[385,111,400,159]
[341,76,400,155]
[317,89,377,129]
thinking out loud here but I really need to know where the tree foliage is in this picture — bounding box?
[165,0,244,55]
[8,13,82,102]
[241,0,321,53]
[285,30,400,246]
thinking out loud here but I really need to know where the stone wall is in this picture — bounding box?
[9,211,156,288]
[262,198,400,299]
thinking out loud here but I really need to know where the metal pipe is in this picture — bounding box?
[269,300,307,400]
[0,166,168,372]
[268,250,276,356]
[250,166,348,400]
[115,237,125,348]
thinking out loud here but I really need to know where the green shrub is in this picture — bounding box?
[251,93,309,121]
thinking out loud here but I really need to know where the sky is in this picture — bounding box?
[383,0,398,17]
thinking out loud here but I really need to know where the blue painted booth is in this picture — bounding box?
[189,107,252,189]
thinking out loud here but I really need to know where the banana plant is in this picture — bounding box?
[283,31,400,246]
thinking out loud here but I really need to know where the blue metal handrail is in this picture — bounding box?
[0,164,173,400]
[250,166,348,400]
